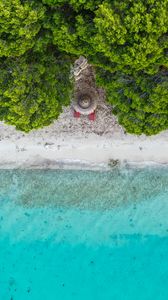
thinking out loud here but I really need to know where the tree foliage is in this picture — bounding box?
[0,0,168,134]
[0,0,45,57]
[0,51,72,131]
[0,0,73,131]
[44,0,168,74]
[42,0,101,11]
[92,0,168,74]
[96,68,168,135]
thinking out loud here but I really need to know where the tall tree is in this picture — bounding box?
[0,50,72,131]
[0,0,45,57]
[44,0,168,74]
[91,0,168,74]
[96,67,168,135]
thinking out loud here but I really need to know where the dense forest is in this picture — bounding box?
[0,0,168,134]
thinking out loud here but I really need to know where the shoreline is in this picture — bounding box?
[0,161,167,171]
[0,133,168,170]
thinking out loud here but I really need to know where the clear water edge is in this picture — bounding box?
[0,167,168,300]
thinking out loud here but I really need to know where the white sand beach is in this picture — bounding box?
[0,100,168,169]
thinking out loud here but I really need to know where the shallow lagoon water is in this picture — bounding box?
[0,167,168,300]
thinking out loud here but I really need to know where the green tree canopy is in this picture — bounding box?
[0,0,45,57]
[92,0,168,73]
[45,0,168,74]
[0,0,168,135]
[42,0,101,11]
[0,50,72,131]
[96,67,168,135]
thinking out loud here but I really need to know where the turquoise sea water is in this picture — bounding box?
[0,167,168,300]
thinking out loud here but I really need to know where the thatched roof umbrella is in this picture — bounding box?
[72,87,98,116]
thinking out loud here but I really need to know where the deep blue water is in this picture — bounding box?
[0,167,168,300]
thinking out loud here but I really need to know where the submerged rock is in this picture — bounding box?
[108,159,120,168]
